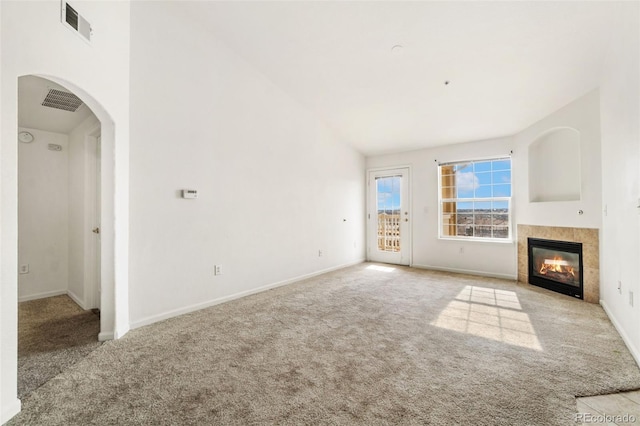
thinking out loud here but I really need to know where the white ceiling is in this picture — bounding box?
[185,1,618,155]
[19,75,93,134]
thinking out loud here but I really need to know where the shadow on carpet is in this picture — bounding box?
[18,295,102,399]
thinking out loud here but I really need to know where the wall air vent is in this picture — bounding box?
[61,1,92,43]
[42,89,83,112]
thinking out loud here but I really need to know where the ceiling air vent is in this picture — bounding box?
[42,89,83,112]
[61,1,92,43]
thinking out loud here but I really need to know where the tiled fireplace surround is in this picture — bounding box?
[517,224,600,303]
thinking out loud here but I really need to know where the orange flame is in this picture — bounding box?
[539,256,575,277]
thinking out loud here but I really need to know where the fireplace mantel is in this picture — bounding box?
[517,225,599,303]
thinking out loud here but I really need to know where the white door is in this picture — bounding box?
[367,168,410,265]
[93,136,101,310]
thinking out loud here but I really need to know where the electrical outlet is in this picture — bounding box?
[630,291,634,307]
[214,265,222,276]
[19,264,29,274]
[318,250,323,257]
[618,280,622,294]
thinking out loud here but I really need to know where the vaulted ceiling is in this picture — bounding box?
[17,3,620,153]
[185,1,618,155]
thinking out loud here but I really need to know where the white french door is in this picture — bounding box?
[367,168,410,265]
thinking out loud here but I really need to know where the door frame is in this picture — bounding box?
[19,74,127,341]
[366,166,412,266]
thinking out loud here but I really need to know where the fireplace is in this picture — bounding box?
[528,238,583,299]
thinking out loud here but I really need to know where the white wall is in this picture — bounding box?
[367,136,516,279]
[68,115,100,307]
[528,128,581,202]
[514,90,602,229]
[599,2,640,365]
[1,1,130,421]
[18,128,69,302]
[127,2,365,327]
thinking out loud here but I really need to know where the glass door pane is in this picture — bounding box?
[376,175,401,252]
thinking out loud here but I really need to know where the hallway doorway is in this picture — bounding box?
[17,75,104,396]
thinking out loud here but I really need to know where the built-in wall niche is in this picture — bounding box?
[528,127,581,202]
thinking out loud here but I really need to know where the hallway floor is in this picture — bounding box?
[18,295,101,398]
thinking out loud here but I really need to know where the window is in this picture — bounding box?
[438,157,512,240]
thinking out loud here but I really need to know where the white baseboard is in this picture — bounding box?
[97,327,128,341]
[600,299,640,368]
[411,264,517,281]
[131,259,365,330]
[98,331,114,342]
[1,398,21,424]
[18,289,66,303]
[66,289,87,310]
[115,324,130,340]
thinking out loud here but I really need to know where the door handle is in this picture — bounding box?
[92,227,100,234]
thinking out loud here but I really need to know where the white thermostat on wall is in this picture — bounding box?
[182,189,198,199]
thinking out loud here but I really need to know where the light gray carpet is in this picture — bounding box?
[9,264,640,425]
[17,295,101,399]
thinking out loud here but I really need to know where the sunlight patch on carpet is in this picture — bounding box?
[366,264,396,272]
[431,285,542,351]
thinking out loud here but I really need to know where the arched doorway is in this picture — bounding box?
[2,69,128,419]
[18,75,115,397]
[21,74,119,341]
[17,75,108,397]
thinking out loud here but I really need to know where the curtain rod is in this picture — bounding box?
[435,151,513,166]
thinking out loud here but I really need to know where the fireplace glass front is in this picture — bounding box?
[528,238,583,299]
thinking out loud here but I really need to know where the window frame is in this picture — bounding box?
[437,157,513,242]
